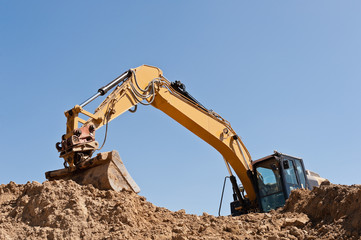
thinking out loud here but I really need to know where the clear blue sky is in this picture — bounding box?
[1,1,360,216]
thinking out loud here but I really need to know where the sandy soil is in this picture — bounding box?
[0,180,360,240]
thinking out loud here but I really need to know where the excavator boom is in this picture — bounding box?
[48,65,257,210]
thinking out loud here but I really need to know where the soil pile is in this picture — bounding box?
[283,181,361,238]
[0,180,360,240]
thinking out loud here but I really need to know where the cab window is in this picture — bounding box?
[294,159,307,189]
[255,161,285,212]
[283,160,298,186]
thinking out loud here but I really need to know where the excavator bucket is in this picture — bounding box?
[45,150,140,193]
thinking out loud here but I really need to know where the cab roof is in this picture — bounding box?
[252,151,302,166]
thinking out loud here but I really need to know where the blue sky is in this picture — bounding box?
[1,1,360,215]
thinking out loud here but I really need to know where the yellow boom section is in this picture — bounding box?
[67,65,256,202]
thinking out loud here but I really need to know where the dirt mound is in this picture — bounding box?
[0,180,359,240]
[283,181,361,238]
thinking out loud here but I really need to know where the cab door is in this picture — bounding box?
[280,157,309,197]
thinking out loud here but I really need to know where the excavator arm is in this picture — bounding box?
[54,65,257,210]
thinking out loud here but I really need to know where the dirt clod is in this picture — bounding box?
[0,180,360,239]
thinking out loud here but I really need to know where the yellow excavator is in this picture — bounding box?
[46,65,320,215]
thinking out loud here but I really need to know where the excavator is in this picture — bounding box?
[46,65,322,215]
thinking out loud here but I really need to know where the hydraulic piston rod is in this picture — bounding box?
[80,70,130,107]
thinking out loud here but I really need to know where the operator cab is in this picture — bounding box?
[252,152,310,212]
